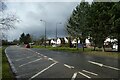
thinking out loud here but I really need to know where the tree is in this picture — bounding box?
[66,2,90,51]
[110,2,120,52]
[66,2,120,52]
[25,34,32,44]
[0,1,19,30]
[0,1,19,42]
[19,33,32,44]
[13,39,19,44]
[86,2,115,51]
[19,33,25,44]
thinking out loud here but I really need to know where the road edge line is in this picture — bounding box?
[5,47,18,76]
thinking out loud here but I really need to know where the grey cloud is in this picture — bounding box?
[6,2,79,41]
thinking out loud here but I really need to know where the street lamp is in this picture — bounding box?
[56,22,62,45]
[40,19,46,48]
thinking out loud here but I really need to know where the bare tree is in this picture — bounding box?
[0,1,20,40]
[0,1,19,30]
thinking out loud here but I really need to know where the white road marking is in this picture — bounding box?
[48,58,58,63]
[71,72,77,80]
[82,70,98,76]
[27,49,58,63]
[78,72,91,79]
[15,56,35,61]
[40,54,44,56]
[64,64,74,69]
[103,65,120,71]
[48,58,54,61]
[5,47,17,73]
[29,62,57,80]
[44,56,47,58]
[88,60,120,71]
[19,58,42,67]
[36,52,38,54]
[35,52,40,54]
[88,61,103,67]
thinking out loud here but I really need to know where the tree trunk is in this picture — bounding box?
[118,38,120,52]
[82,42,84,51]
[102,45,105,52]
[102,40,105,52]
[76,38,78,50]
[94,46,96,51]
[69,37,72,48]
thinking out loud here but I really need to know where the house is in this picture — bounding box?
[64,37,68,43]
[50,39,56,45]
[104,38,118,50]
[50,37,91,48]
[71,38,91,48]
[56,38,61,45]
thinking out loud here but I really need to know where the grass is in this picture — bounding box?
[2,46,15,79]
[85,51,119,59]
[32,45,120,59]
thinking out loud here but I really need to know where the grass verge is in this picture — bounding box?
[32,45,120,59]
[2,46,15,79]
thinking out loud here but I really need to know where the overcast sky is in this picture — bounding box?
[4,2,80,41]
[2,0,94,41]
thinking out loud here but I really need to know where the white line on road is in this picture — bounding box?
[88,61,103,67]
[48,58,58,63]
[15,56,35,61]
[5,47,17,73]
[88,60,120,71]
[103,65,120,71]
[82,70,98,76]
[78,72,91,79]
[71,72,77,80]
[64,64,74,69]
[29,62,57,80]
[44,56,47,58]
[48,58,54,61]
[36,52,39,54]
[40,54,44,56]
[19,58,42,67]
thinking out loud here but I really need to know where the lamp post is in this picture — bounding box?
[56,22,62,45]
[40,19,46,48]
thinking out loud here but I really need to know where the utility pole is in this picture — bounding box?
[40,20,46,48]
[56,22,61,45]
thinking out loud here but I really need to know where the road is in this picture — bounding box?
[5,46,120,80]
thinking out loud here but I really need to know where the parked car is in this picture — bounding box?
[25,44,30,48]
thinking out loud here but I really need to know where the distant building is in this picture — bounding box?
[104,38,118,50]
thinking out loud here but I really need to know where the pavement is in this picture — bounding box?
[5,46,120,80]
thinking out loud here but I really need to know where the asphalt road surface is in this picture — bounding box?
[5,46,120,80]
